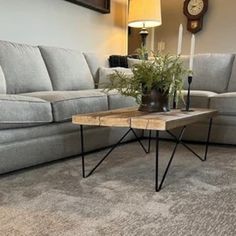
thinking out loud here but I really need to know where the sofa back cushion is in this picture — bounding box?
[0,66,6,94]
[227,55,236,92]
[39,46,94,91]
[127,58,143,68]
[0,40,53,94]
[83,53,109,87]
[181,54,235,93]
[98,67,133,88]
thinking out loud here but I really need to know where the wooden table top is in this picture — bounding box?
[72,107,218,131]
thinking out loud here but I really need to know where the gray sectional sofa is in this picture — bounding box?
[0,39,236,175]
[127,54,236,144]
[0,40,136,174]
[178,53,236,143]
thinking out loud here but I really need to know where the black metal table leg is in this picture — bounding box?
[80,125,85,178]
[148,130,152,153]
[80,127,151,178]
[203,118,213,161]
[80,116,214,191]
[155,130,159,192]
[131,128,151,154]
[80,126,132,178]
[156,127,186,192]
[155,118,214,191]
[166,117,213,162]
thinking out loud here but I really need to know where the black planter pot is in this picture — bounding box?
[138,87,169,113]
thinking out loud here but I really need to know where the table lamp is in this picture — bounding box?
[128,0,162,47]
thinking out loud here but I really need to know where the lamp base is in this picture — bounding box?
[139,28,148,47]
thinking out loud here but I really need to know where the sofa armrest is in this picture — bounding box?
[210,92,236,98]
[210,92,236,115]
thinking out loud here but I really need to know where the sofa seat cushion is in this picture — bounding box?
[179,90,217,108]
[181,54,235,93]
[39,46,94,91]
[0,40,53,94]
[210,92,236,115]
[106,89,137,110]
[0,95,53,129]
[22,90,108,122]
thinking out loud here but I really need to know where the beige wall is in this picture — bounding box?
[155,0,236,54]
[0,0,128,54]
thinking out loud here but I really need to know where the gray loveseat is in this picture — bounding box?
[0,39,236,175]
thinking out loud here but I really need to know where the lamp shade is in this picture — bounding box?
[128,0,162,28]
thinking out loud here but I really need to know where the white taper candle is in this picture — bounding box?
[189,34,195,71]
[177,24,183,56]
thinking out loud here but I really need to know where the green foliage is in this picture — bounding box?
[136,46,149,60]
[106,49,189,105]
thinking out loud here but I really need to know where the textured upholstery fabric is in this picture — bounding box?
[159,121,236,144]
[106,89,137,109]
[0,125,137,174]
[181,54,235,93]
[211,115,236,126]
[22,90,108,122]
[210,92,236,115]
[227,55,236,91]
[178,90,217,109]
[127,58,142,68]
[0,123,45,130]
[39,46,94,91]
[98,67,133,89]
[0,122,87,145]
[0,94,52,129]
[83,53,109,86]
[0,66,6,94]
[0,40,52,94]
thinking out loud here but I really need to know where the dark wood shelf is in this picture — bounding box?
[65,0,110,14]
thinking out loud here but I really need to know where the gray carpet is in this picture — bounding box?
[0,141,236,236]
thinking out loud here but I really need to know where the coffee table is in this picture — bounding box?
[73,107,217,191]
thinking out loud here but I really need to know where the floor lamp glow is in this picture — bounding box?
[128,0,162,47]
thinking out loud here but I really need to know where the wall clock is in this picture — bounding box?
[183,0,208,34]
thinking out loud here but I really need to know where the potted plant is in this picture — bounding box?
[105,49,189,112]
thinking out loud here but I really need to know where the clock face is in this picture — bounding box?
[187,0,204,16]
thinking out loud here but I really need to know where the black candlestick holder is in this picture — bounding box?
[173,90,177,109]
[182,76,194,112]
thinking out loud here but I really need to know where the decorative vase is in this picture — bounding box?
[138,86,169,113]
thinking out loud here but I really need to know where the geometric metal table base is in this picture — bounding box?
[80,117,213,192]
[155,117,213,191]
[80,126,151,178]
